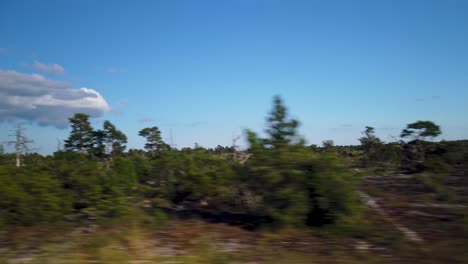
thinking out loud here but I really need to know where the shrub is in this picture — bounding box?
[423,158,450,173]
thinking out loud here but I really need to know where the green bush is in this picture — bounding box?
[153,209,168,227]
[0,165,72,225]
[423,158,450,173]
[241,96,361,227]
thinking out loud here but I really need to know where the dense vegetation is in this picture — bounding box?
[0,96,467,232]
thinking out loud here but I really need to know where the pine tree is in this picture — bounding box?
[103,120,127,156]
[264,95,300,149]
[359,126,382,166]
[64,113,94,154]
[139,126,165,156]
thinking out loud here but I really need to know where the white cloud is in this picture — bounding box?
[0,70,110,128]
[32,60,64,75]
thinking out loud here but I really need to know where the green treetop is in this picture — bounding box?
[138,126,165,156]
[264,95,301,149]
[401,121,441,141]
[64,113,94,154]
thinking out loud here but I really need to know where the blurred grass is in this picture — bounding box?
[1,207,467,263]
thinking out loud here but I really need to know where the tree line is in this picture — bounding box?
[0,96,466,229]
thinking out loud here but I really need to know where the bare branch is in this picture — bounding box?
[7,123,35,167]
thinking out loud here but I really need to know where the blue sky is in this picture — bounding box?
[1,0,467,154]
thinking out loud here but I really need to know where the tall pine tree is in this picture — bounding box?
[64,113,94,154]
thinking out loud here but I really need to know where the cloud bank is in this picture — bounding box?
[0,70,110,128]
[32,60,64,75]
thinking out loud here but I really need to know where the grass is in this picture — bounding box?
[1,185,467,264]
[415,173,458,202]
[0,217,405,264]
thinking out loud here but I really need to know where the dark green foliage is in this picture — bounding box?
[92,129,107,158]
[147,148,237,210]
[109,156,137,193]
[439,140,468,165]
[401,120,441,141]
[65,114,128,159]
[304,148,360,222]
[0,165,72,226]
[359,126,382,166]
[245,134,359,226]
[138,127,166,156]
[102,120,127,156]
[128,151,152,182]
[357,127,403,170]
[243,96,359,226]
[52,152,130,218]
[322,140,334,149]
[211,145,236,155]
[64,113,94,154]
[93,121,127,158]
[2,105,466,233]
[359,127,380,146]
[423,157,450,173]
[399,121,443,173]
[152,209,169,226]
[118,97,358,228]
[264,95,301,148]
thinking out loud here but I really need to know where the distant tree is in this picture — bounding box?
[194,142,201,149]
[8,124,34,167]
[359,126,381,147]
[138,127,165,156]
[102,120,127,156]
[359,126,383,166]
[309,144,319,152]
[244,96,359,226]
[92,129,107,158]
[401,121,441,142]
[400,121,442,171]
[264,95,301,148]
[214,145,223,154]
[322,140,334,149]
[64,113,94,154]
